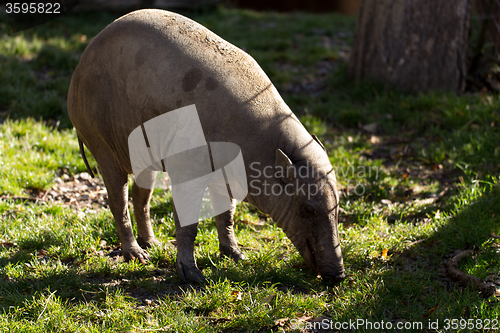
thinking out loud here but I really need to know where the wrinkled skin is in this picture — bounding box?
[68,9,345,284]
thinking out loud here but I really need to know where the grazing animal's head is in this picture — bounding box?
[264,137,345,283]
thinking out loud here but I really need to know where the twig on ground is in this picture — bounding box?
[36,290,56,321]
[490,233,500,240]
[446,250,497,297]
[0,195,39,202]
[132,325,172,331]
[405,238,427,248]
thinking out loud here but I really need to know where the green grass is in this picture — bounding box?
[1,5,500,332]
[0,119,89,195]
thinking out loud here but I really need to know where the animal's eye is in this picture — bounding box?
[301,203,316,217]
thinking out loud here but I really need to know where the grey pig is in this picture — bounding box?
[67,9,345,284]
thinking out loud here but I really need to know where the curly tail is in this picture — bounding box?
[78,135,95,178]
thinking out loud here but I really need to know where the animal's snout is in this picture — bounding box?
[321,270,346,285]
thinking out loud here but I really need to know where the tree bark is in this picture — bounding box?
[349,0,472,92]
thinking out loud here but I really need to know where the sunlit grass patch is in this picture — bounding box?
[0,118,92,195]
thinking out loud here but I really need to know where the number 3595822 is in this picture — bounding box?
[5,3,61,14]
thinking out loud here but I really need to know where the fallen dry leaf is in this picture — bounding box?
[348,276,355,287]
[382,248,388,259]
[274,317,289,326]
[0,241,17,248]
[231,290,243,301]
[294,314,313,322]
[423,304,438,318]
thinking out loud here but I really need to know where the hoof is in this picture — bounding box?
[230,251,247,262]
[137,237,161,249]
[220,246,247,263]
[123,245,151,264]
[176,259,206,284]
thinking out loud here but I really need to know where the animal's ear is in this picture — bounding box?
[275,149,296,182]
[312,134,327,154]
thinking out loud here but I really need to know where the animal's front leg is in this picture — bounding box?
[173,206,205,283]
[131,171,160,249]
[215,200,246,262]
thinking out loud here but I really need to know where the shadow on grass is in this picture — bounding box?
[0,257,187,311]
[0,247,318,314]
[335,182,500,327]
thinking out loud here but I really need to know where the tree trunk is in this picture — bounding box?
[349,0,472,92]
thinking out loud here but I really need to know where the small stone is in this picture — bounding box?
[79,172,92,180]
[362,122,379,133]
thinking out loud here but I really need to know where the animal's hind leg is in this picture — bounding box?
[215,199,246,261]
[93,150,150,263]
[131,170,160,248]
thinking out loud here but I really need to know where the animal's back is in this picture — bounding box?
[68,9,287,173]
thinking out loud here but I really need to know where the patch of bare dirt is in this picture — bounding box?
[44,172,109,209]
[0,172,109,210]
